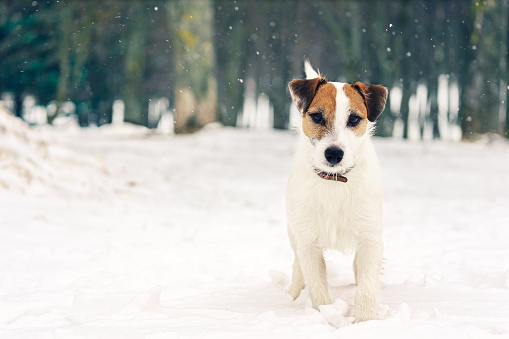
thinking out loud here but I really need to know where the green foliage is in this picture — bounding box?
[0,1,59,106]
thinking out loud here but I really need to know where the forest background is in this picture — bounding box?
[1,0,508,140]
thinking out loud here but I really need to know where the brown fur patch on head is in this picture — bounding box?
[343,84,369,136]
[302,83,337,140]
[288,77,327,114]
[352,82,388,122]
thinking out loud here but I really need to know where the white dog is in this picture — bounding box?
[286,62,387,322]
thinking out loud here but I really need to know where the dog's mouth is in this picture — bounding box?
[314,167,353,183]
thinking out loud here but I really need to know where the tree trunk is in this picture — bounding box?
[123,3,149,126]
[499,0,508,137]
[214,0,247,127]
[168,0,218,134]
[266,1,292,130]
[399,1,413,139]
[460,0,507,139]
[429,83,440,139]
[400,80,412,139]
[366,1,396,137]
[52,2,73,124]
[14,92,23,118]
[269,54,291,130]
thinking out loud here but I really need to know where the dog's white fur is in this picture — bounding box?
[286,62,384,322]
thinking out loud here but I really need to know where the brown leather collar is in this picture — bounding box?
[315,170,348,183]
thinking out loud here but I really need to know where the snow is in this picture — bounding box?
[1,105,509,338]
[0,106,107,194]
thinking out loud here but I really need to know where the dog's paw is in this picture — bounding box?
[353,288,379,322]
[288,282,305,300]
[288,287,302,300]
[353,302,378,323]
[353,311,377,323]
[311,294,332,310]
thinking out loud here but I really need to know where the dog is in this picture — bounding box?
[286,61,387,322]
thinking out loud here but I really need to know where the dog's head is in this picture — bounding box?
[288,65,387,179]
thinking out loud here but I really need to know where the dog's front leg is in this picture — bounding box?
[297,241,331,309]
[353,237,383,322]
[288,254,305,299]
[288,228,305,299]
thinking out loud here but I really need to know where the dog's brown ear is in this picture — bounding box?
[353,82,388,122]
[288,77,327,114]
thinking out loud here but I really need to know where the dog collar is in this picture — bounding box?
[315,170,348,183]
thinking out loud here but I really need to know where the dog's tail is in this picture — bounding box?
[304,60,321,79]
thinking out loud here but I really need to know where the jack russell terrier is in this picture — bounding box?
[286,61,387,322]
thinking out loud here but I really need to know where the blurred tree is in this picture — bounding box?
[461,0,508,139]
[168,0,217,134]
[214,0,248,127]
[53,0,123,126]
[396,0,416,140]
[122,2,150,126]
[263,1,294,130]
[85,1,129,126]
[363,1,398,137]
[143,3,174,127]
[0,1,59,116]
[1,0,508,138]
[242,0,297,129]
[53,1,73,123]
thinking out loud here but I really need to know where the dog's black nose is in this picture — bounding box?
[324,146,344,165]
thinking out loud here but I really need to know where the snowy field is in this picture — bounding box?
[1,107,509,338]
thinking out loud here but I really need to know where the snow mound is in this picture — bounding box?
[0,103,108,194]
[96,121,151,136]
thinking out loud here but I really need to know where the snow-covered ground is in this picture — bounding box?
[1,107,509,338]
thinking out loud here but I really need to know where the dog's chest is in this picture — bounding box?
[286,139,383,251]
[307,183,362,251]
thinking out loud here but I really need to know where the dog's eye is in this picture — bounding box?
[347,114,362,127]
[309,113,324,124]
